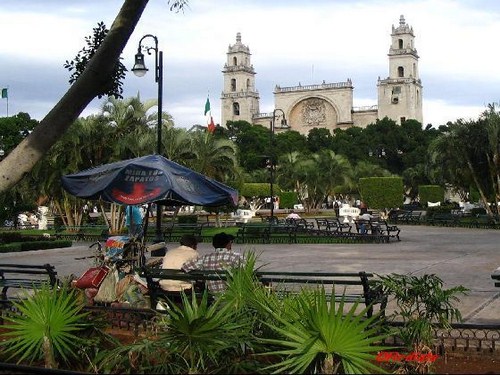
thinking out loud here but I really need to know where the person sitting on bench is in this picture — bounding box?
[181,232,244,294]
[159,235,200,297]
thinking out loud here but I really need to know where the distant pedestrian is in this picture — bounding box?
[334,201,340,217]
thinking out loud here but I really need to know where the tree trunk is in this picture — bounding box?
[0,0,149,193]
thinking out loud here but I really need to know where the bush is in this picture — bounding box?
[359,177,403,209]
[0,240,72,253]
[419,185,444,205]
[177,215,197,224]
[279,191,297,209]
[0,243,22,253]
[471,207,487,216]
[0,232,23,243]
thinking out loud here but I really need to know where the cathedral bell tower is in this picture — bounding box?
[221,33,260,126]
[377,15,423,125]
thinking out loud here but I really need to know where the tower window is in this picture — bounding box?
[400,117,406,123]
[231,79,236,92]
[398,39,403,49]
[233,102,240,116]
[398,66,404,77]
[233,56,237,66]
[246,78,251,90]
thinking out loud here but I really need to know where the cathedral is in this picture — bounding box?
[220,15,423,134]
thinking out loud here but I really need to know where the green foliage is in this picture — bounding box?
[279,191,298,209]
[177,215,198,224]
[257,288,389,374]
[0,240,72,253]
[64,22,127,99]
[241,182,279,197]
[0,284,91,369]
[98,291,254,374]
[0,231,22,243]
[376,274,468,349]
[359,177,403,209]
[418,185,444,205]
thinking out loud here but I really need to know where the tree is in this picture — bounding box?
[185,130,239,182]
[428,116,494,214]
[0,0,187,193]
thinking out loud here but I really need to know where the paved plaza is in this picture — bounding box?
[1,224,499,324]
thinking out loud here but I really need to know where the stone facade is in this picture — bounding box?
[221,15,423,134]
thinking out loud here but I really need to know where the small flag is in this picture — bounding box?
[204,96,216,133]
[1,88,7,99]
[208,116,216,133]
[204,97,210,116]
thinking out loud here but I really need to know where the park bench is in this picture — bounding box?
[314,218,351,235]
[141,268,387,318]
[235,223,297,244]
[470,214,500,229]
[162,223,204,242]
[426,212,461,226]
[353,219,390,243]
[377,220,401,241]
[284,218,315,233]
[491,267,500,287]
[0,263,58,304]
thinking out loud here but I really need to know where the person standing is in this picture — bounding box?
[181,232,243,294]
[159,234,200,293]
[334,201,340,217]
[125,205,144,238]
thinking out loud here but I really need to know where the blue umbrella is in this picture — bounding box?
[61,154,238,207]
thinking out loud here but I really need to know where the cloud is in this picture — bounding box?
[1,0,500,128]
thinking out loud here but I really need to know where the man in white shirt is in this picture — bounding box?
[160,235,200,292]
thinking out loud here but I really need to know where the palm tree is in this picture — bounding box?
[277,150,353,212]
[101,95,163,160]
[186,130,239,182]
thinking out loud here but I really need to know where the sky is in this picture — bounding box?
[1,0,500,129]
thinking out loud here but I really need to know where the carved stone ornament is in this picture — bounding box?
[301,98,326,126]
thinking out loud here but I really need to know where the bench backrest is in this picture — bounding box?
[0,263,58,299]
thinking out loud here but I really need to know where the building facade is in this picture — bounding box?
[220,15,423,134]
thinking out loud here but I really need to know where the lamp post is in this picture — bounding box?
[132,34,163,242]
[269,109,289,221]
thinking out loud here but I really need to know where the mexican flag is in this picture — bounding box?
[1,88,7,99]
[204,97,215,133]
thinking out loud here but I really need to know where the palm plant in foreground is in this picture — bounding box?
[0,283,91,369]
[257,287,389,374]
[98,290,254,374]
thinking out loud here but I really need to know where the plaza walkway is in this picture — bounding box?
[1,224,499,324]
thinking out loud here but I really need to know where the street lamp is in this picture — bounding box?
[132,34,164,242]
[269,109,289,221]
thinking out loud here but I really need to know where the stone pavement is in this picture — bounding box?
[1,224,499,324]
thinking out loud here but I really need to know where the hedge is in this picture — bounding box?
[0,240,72,253]
[419,185,444,206]
[359,177,403,209]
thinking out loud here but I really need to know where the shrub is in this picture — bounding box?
[0,240,72,253]
[279,191,297,209]
[419,185,444,205]
[0,232,23,243]
[359,177,403,209]
[177,215,197,224]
